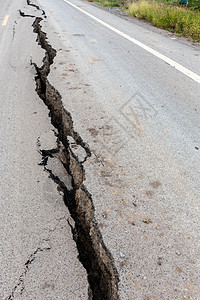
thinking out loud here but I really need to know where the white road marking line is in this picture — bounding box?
[2,15,9,26]
[64,0,200,85]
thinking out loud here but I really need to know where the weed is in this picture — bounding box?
[128,0,200,42]
[92,0,121,7]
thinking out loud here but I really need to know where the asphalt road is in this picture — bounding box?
[0,0,88,299]
[1,0,200,299]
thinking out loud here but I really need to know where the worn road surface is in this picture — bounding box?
[0,0,88,299]
[1,0,200,299]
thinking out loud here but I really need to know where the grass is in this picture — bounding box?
[186,0,200,10]
[128,0,200,42]
[159,0,200,10]
[89,0,121,7]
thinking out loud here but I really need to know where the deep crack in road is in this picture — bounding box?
[21,1,119,298]
[1,0,200,298]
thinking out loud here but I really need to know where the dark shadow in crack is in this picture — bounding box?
[27,0,46,18]
[30,14,119,300]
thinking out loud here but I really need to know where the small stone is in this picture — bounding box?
[157,257,162,265]
[120,252,125,258]
[131,221,135,226]
[176,250,181,256]
[142,218,152,224]
[102,212,108,219]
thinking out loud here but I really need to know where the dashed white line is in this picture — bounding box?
[64,0,200,85]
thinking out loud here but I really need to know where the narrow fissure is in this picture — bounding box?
[7,245,51,300]
[25,2,119,299]
[27,0,46,17]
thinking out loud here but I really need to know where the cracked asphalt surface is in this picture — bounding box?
[1,0,200,299]
[0,1,88,299]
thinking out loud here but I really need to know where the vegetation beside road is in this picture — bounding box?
[127,0,200,42]
[88,0,200,42]
[88,0,121,7]
[161,0,200,10]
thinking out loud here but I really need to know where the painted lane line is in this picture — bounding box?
[64,0,200,85]
[2,15,9,26]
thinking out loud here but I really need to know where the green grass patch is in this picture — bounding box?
[159,0,200,10]
[90,0,121,7]
[128,0,200,42]
[186,0,200,10]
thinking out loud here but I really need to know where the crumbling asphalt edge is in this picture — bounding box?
[19,1,120,299]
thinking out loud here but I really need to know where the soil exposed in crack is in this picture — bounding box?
[23,1,119,299]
